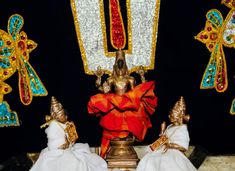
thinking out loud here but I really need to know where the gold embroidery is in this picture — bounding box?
[65,121,79,144]
[150,135,168,151]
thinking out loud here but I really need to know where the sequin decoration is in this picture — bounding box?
[195,1,235,114]
[70,0,161,75]
[195,9,228,92]
[109,0,126,49]
[0,14,48,126]
[0,101,19,127]
[221,0,235,115]
[230,98,235,115]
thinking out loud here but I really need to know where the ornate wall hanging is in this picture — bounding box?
[70,0,161,74]
[0,14,48,127]
[195,0,235,115]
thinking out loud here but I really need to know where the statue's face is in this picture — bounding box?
[117,59,124,69]
[55,109,68,123]
[168,110,183,124]
[114,50,127,76]
[115,60,126,76]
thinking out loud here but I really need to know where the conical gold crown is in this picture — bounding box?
[50,96,63,117]
[172,96,186,116]
[116,48,125,60]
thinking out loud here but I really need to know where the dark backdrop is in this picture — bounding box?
[1,0,235,162]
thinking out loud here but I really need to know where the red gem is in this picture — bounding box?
[4,88,8,92]
[21,35,25,40]
[207,27,212,31]
[18,41,25,50]
[233,14,235,19]
[3,71,8,75]
[217,83,224,90]
[200,35,204,39]
[11,56,16,60]
[209,44,214,49]
[6,41,11,45]
[27,44,33,49]
[232,1,235,7]
[23,52,27,56]
[204,35,208,39]
[210,33,217,40]
[110,0,125,48]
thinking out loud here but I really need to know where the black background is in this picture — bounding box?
[1,0,235,162]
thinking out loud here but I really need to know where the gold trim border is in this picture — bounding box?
[70,0,91,74]
[149,0,161,71]
[100,0,132,56]
[0,101,20,127]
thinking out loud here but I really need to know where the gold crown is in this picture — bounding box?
[172,96,186,116]
[116,48,125,56]
[50,96,63,117]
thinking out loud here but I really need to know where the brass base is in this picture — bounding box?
[106,139,139,170]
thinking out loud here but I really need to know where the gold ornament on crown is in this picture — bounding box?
[50,96,64,117]
[171,96,186,116]
[40,96,64,128]
[41,96,79,145]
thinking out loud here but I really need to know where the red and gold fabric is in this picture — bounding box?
[88,81,157,157]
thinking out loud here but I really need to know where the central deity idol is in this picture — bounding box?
[88,49,158,164]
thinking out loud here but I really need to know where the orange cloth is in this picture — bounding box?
[88,81,157,157]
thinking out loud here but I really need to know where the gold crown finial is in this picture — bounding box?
[40,96,64,129]
[50,96,63,117]
[172,96,186,116]
[116,48,125,58]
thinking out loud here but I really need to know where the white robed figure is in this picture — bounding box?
[136,96,197,171]
[30,96,108,171]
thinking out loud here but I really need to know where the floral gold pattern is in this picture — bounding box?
[0,14,48,126]
[195,1,235,114]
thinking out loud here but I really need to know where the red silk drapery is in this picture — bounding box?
[88,81,158,157]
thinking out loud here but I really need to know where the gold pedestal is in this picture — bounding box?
[106,139,139,170]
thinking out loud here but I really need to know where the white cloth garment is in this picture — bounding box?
[136,124,197,171]
[30,120,108,171]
